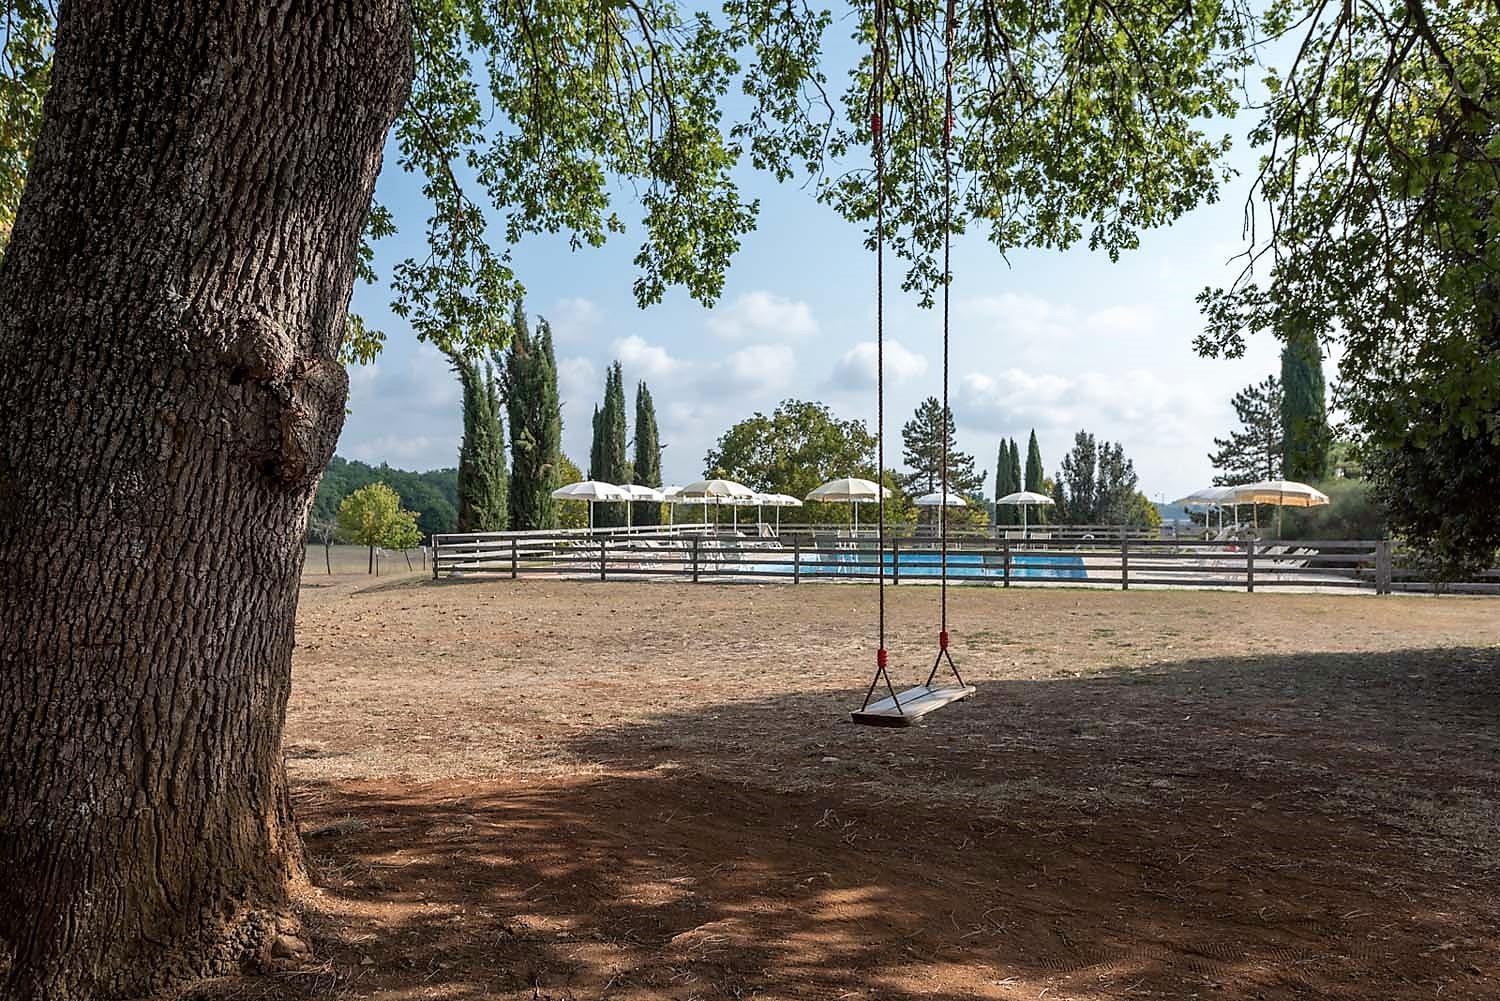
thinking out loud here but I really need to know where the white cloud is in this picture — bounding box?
[707,291,818,340]
[721,343,795,393]
[828,339,929,390]
[556,356,598,401]
[955,366,1221,444]
[548,296,602,343]
[614,335,683,378]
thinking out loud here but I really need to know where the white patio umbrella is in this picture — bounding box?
[1223,479,1330,537]
[677,478,756,530]
[620,484,665,528]
[806,477,889,533]
[660,485,684,525]
[550,480,630,530]
[756,492,803,532]
[1172,485,1237,534]
[914,490,968,534]
[913,490,969,506]
[995,489,1055,535]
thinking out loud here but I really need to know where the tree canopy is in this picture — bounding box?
[336,483,423,573]
[1197,0,1500,572]
[705,399,877,522]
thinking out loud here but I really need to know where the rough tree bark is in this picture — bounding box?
[0,4,411,998]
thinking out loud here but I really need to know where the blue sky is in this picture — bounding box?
[342,39,1285,504]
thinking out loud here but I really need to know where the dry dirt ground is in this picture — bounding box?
[195,575,1499,1000]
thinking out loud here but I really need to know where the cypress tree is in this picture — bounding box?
[994,441,1017,524]
[1009,438,1022,493]
[632,381,662,526]
[1280,328,1329,481]
[453,354,508,532]
[502,303,562,529]
[588,361,629,526]
[1024,431,1044,492]
[1024,430,1046,523]
[589,404,603,486]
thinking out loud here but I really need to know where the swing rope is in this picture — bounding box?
[924,0,967,692]
[861,0,902,714]
[857,0,969,721]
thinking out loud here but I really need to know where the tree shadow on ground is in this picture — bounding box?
[187,645,1498,1001]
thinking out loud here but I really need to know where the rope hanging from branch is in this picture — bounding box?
[854,0,972,726]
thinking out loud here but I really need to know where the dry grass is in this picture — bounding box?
[234,575,1500,1001]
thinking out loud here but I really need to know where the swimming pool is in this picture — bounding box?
[737,550,1088,580]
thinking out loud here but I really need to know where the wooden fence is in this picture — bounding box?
[429,529,1500,594]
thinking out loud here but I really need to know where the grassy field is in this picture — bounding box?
[221,576,1499,1000]
[302,544,428,578]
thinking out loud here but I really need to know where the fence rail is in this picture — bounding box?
[430,529,1500,595]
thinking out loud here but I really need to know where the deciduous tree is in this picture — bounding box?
[1198,0,1500,573]
[706,400,877,525]
[0,0,1258,991]
[337,483,422,575]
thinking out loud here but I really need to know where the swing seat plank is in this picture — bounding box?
[851,684,976,727]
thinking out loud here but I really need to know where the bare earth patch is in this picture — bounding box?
[181,577,1500,1000]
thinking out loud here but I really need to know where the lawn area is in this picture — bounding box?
[224,576,1499,1000]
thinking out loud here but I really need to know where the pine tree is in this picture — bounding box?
[588,361,629,526]
[1058,430,1099,522]
[632,381,663,526]
[502,303,562,530]
[1210,375,1283,485]
[1024,430,1046,523]
[1280,328,1329,481]
[453,354,508,531]
[1054,431,1142,524]
[899,396,984,497]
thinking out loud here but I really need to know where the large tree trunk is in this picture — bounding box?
[0,4,411,998]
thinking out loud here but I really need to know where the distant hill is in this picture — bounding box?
[1154,501,1200,526]
[314,457,459,537]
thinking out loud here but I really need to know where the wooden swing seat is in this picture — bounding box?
[851,683,977,727]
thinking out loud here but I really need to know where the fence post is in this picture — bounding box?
[793,540,801,584]
[1375,539,1392,594]
[1121,537,1130,591]
[1246,539,1255,593]
[892,536,900,585]
[692,536,700,583]
[432,539,440,580]
[511,538,518,580]
[600,539,607,582]
[1002,538,1011,588]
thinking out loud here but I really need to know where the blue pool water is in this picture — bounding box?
[742,551,1088,580]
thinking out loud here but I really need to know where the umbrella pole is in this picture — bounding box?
[588,501,594,532]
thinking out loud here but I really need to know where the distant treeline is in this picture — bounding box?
[313,457,459,537]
